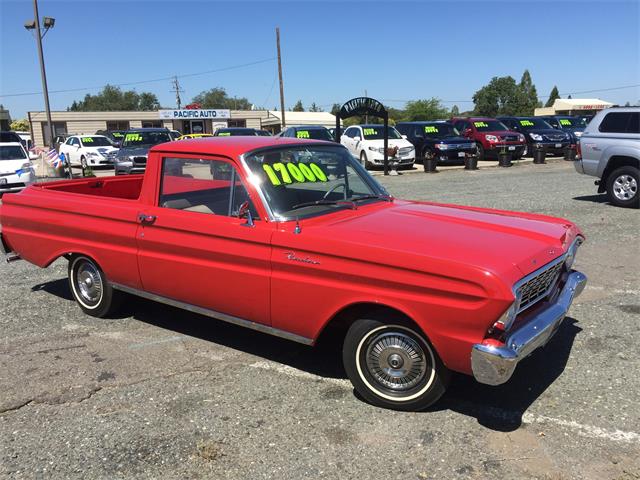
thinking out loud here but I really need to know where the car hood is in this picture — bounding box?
[0,159,30,174]
[296,201,580,285]
[117,146,150,157]
[362,138,414,149]
[435,136,475,144]
[86,146,117,154]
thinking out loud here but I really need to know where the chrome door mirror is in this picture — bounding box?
[238,200,254,227]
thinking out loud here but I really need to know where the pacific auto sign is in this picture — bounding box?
[158,109,231,119]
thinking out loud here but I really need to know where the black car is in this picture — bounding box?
[213,128,259,137]
[279,125,334,141]
[0,131,23,145]
[112,128,173,175]
[395,122,476,163]
[539,115,588,145]
[96,129,127,147]
[497,116,571,157]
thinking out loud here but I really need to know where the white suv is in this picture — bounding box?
[58,135,118,169]
[341,125,415,169]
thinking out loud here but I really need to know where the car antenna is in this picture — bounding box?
[294,217,302,234]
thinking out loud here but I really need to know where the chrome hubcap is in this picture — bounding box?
[365,332,427,391]
[613,174,637,201]
[76,262,102,304]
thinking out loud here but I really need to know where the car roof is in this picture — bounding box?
[0,142,23,146]
[151,136,338,158]
[396,121,449,125]
[452,117,497,121]
[126,128,170,132]
[290,125,328,129]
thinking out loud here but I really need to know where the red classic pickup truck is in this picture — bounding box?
[0,137,587,411]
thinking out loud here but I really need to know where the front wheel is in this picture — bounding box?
[475,143,485,161]
[343,319,450,411]
[606,166,639,208]
[68,255,122,317]
[80,156,87,169]
[360,151,372,170]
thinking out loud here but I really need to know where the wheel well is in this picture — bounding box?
[315,303,422,348]
[601,156,639,190]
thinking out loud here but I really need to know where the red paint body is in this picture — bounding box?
[0,137,582,375]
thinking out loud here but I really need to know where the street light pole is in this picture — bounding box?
[31,0,55,151]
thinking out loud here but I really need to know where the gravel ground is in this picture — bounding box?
[1,159,639,480]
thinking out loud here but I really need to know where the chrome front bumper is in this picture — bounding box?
[471,270,587,386]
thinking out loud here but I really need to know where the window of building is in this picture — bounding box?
[42,122,67,146]
[227,119,247,128]
[159,157,257,218]
[106,121,130,130]
[142,120,163,128]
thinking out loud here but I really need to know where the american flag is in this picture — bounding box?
[46,148,64,169]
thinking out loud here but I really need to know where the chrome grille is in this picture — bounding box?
[544,134,566,142]
[398,147,413,155]
[516,259,564,313]
[501,135,519,142]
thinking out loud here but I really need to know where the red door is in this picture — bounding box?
[136,155,274,325]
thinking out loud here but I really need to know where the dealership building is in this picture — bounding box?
[534,98,614,117]
[27,109,338,146]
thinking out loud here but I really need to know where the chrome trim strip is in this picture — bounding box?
[471,269,587,385]
[111,282,314,346]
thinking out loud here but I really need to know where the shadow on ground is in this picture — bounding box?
[37,278,582,431]
[573,193,609,204]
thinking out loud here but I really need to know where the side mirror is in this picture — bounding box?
[401,135,408,139]
[463,129,472,137]
[354,136,361,142]
[238,201,254,227]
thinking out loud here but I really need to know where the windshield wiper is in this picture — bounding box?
[349,194,393,203]
[290,199,357,211]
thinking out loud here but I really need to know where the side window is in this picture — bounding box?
[159,157,257,218]
[599,112,639,133]
[344,128,354,138]
[70,138,79,147]
[413,126,424,138]
[547,118,559,128]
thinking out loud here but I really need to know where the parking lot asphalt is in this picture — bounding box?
[1,159,639,480]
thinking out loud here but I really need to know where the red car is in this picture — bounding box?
[451,116,527,160]
[0,137,586,411]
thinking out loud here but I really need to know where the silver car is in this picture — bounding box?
[575,107,639,208]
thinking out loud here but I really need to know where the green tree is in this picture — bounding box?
[402,98,449,121]
[309,102,323,112]
[10,118,29,131]
[69,85,160,111]
[545,86,561,107]
[292,100,304,112]
[472,76,519,117]
[191,87,251,110]
[451,105,460,116]
[514,70,539,115]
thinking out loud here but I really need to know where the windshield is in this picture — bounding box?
[295,128,333,141]
[0,132,22,143]
[422,124,460,137]
[244,145,385,219]
[216,129,257,136]
[80,136,113,147]
[122,131,171,147]
[556,117,587,129]
[517,118,553,130]
[361,126,403,140]
[472,120,508,131]
[0,145,27,161]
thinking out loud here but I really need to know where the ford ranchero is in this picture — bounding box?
[0,137,587,411]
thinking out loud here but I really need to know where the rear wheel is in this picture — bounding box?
[68,255,122,317]
[606,166,639,208]
[343,318,450,411]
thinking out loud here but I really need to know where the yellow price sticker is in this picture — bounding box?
[262,162,328,186]
[81,137,94,143]
[520,120,534,127]
[125,133,142,142]
[559,119,572,126]
[474,122,488,128]
[363,128,376,136]
[424,126,439,133]
[296,131,310,139]
[218,132,231,136]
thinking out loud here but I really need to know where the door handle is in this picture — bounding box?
[137,213,156,224]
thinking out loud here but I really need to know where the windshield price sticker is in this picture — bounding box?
[520,120,534,127]
[112,132,123,137]
[125,133,142,142]
[218,132,231,136]
[363,128,376,136]
[262,162,328,186]
[81,137,94,143]
[559,119,572,126]
[296,131,310,139]
[424,126,439,133]
[474,122,488,128]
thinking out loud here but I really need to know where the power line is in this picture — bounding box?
[0,57,276,98]
[170,76,185,109]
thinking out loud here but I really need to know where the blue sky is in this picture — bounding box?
[1,0,639,118]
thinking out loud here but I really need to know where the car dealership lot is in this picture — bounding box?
[1,160,638,479]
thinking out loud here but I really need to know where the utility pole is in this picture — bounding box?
[171,76,184,109]
[364,89,368,123]
[276,27,286,130]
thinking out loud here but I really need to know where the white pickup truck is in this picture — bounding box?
[575,107,639,208]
